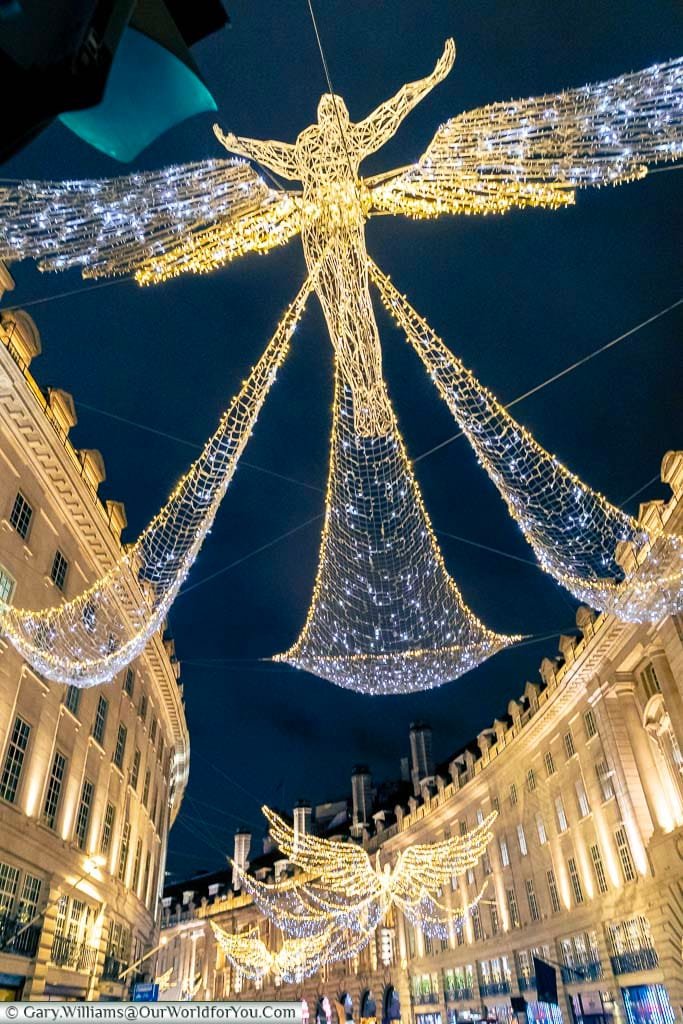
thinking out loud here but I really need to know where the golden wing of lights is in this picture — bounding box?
[371,58,683,218]
[0,159,300,281]
[211,923,274,980]
[263,806,380,898]
[390,811,496,900]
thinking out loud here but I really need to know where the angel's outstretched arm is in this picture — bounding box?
[355,39,455,157]
[214,125,300,180]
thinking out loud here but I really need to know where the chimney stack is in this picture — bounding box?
[232,828,251,891]
[351,764,372,837]
[293,800,312,850]
[409,722,434,796]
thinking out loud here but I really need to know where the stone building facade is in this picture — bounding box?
[155,451,683,1024]
[0,266,190,1000]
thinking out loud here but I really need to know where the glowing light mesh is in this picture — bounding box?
[371,261,683,622]
[0,281,311,686]
[275,372,516,694]
[0,45,681,691]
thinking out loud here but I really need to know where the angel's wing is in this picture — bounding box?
[395,883,488,940]
[371,58,683,218]
[263,806,380,897]
[232,865,332,937]
[211,922,273,980]
[391,811,496,900]
[0,159,300,282]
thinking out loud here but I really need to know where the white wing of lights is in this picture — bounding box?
[0,280,311,686]
[0,159,300,281]
[370,261,683,622]
[371,58,683,218]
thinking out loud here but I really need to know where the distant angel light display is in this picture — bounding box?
[1,43,682,693]
[228,805,494,964]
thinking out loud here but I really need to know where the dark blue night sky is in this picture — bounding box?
[2,1,682,877]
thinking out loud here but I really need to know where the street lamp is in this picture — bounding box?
[0,852,106,953]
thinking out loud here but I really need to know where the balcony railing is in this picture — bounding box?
[518,977,536,992]
[0,914,41,958]
[479,982,510,996]
[51,934,98,972]
[445,988,473,1002]
[610,948,659,974]
[560,961,602,983]
[102,954,128,981]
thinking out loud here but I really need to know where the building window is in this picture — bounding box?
[517,824,528,856]
[74,779,94,849]
[490,903,500,935]
[590,844,609,894]
[527,768,536,792]
[17,874,42,923]
[459,819,468,837]
[640,663,661,700]
[471,904,483,941]
[567,857,584,905]
[113,724,127,769]
[584,708,597,739]
[0,565,15,604]
[118,822,131,882]
[555,796,568,833]
[596,760,615,801]
[43,751,67,829]
[50,550,68,591]
[10,493,33,540]
[491,796,500,814]
[64,685,80,716]
[467,867,475,886]
[575,780,591,818]
[0,716,30,804]
[536,814,547,845]
[547,869,561,914]
[82,599,96,633]
[143,852,152,906]
[142,770,151,807]
[139,694,148,724]
[157,736,164,766]
[544,751,556,777]
[149,718,158,745]
[0,862,20,915]
[130,749,141,790]
[525,879,540,922]
[93,696,108,746]
[615,827,636,882]
[101,803,115,855]
[482,850,492,875]
[123,667,135,698]
[476,808,484,826]
[510,783,518,806]
[132,839,143,893]
[499,836,510,868]
[506,887,521,928]
[564,731,576,759]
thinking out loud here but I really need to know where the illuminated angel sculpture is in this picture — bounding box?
[231,805,493,952]
[1,43,682,693]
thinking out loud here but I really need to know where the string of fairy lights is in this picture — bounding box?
[212,806,495,982]
[0,278,312,685]
[0,45,681,690]
[369,260,683,624]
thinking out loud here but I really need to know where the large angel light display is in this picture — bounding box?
[0,42,682,693]
[222,805,494,977]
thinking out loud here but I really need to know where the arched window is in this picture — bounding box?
[383,986,401,1024]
